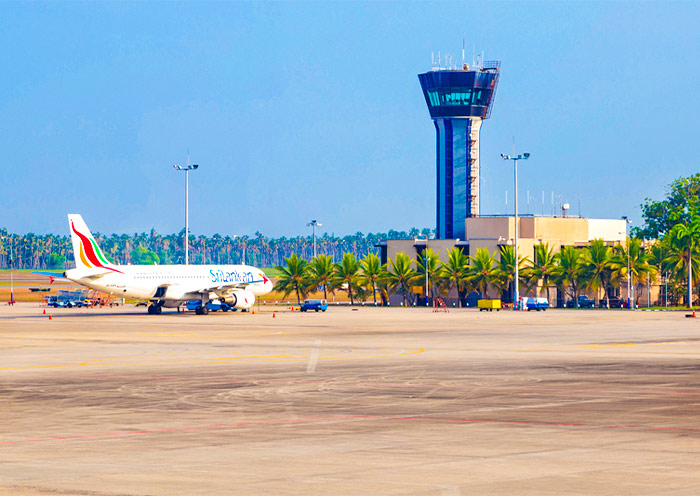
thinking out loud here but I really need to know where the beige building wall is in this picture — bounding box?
[381,216,657,306]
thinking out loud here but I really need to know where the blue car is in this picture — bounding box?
[300,299,327,312]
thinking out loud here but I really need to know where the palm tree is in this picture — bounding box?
[468,248,498,298]
[438,247,471,307]
[308,254,335,300]
[493,245,529,303]
[334,253,362,305]
[415,248,440,302]
[359,253,383,305]
[581,239,612,307]
[274,254,310,304]
[523,242,558,300]
[386,252,418,306]
[668,215,700,309]
[554,245,584,305]
[609,238,656,308]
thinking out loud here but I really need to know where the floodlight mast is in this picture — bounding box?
[501,152,530,310]
[307,220,322,259]
[173,159,199,265]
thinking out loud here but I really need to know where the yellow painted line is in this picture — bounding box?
[0,348,425,371]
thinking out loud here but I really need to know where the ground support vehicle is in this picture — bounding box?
[300,299,327,312]
[526,297,549,311]
[186,300,236,315]
[45,290,90,308]
[478,299,501,312]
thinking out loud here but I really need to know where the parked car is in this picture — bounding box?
[599,297,625,309]
[300,299,327,312]
[566,295,595,308]
[525,297,549,311]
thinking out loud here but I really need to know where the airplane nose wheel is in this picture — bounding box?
[147,304,162,315]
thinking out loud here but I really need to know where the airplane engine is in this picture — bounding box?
[223,290,256,310]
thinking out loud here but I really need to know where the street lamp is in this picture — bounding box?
[173,159,199,265]
[501,152,530,310]
[307,220,322,259]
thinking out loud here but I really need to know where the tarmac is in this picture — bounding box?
[2,303,700,495]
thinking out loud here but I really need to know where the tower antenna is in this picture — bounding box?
[462,36,465,68]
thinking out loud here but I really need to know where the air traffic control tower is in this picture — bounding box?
[418,58,500,239]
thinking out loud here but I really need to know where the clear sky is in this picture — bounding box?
[1,1,698,238]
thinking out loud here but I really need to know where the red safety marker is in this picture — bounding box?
[49,314,52,320]
[273,312,276,318]
[43,309,46,315]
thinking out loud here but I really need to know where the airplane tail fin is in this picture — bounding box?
[68,214,116,270]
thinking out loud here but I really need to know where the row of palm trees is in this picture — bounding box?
[0,227,432,270]
[275,237,698,307]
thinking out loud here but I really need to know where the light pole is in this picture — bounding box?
[307,220,322,259]
[416,235,429,306]
[2,235,13,304]
[173,159,199,265]
[622,217,632,309]
[501,152,530,310]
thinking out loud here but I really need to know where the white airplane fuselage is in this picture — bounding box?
[65,263,273,308]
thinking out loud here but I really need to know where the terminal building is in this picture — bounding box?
[379,54,632,307]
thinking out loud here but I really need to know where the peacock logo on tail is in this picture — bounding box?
[70,220,123,274]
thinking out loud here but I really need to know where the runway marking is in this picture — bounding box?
[21,374,700,397]
[307,339,321,373]
[0,348,425,371]
[3,414,700,445]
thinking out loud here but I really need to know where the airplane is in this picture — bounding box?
[62,214,273,315]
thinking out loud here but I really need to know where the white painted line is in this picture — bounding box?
[307,339,321,373]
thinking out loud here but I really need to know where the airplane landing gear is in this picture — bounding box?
[147,304,162,315]
[195,305,209,315]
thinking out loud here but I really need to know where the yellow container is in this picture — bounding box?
[478,299,501,311]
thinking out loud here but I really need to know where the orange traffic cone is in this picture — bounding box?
[273,312,276,318]
[252,310,255,315]
[49,314,52,320]
[43,309,46,315]
[693,310,696,318]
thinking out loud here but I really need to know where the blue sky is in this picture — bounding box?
[1,1,698,237]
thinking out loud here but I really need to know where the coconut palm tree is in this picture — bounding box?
[359,253,383,305]
[554,245,584,305]
[308,254,335,300]
[386,252,418,306]
[493,245,529,303]
[609,238,656,308]
[668,215,700,309]
[468,248,498,298]
[581,239,613,307]
[523,242,558,300]
[438,247,471,307]
[334,253,362,305]
[274,254,310,304]
[415,248,441,302]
